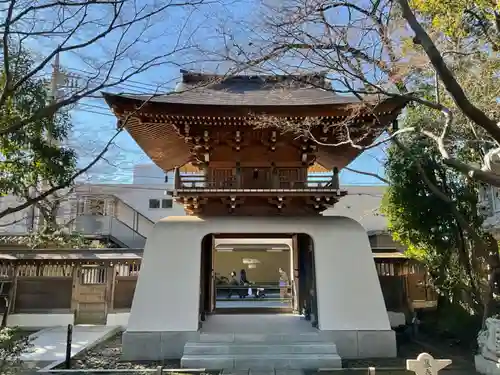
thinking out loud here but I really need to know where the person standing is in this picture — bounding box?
[278,267,290,300]
[239,269,249,298]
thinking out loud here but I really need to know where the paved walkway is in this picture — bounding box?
[21,325,119,365]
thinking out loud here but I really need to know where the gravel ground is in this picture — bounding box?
[58,333,179,370]
[63,332,479,374]
[341,335,478,374]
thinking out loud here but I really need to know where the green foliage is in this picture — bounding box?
[419,298,482,345]
[0,327,34,375]
[382,24,500,320]
[382,134,488,314]
[0,47,76,199]
[19,231,107,249]
[410,0,499,45]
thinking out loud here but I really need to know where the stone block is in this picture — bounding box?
[357,330,397,358]
[160,331,199,359]
[122,331,161,361]
[184,342,338,356]
[222,370,249,375]
[181,355,234,369]
[122,330,199,361]
[200,333,235,342]
[233,354,341,370]
[318,330,358,358]
[234,333,269,342]
[275,370,304,375]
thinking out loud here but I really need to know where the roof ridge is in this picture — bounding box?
[179,69,331,89]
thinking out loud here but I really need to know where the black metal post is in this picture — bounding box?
[65,324,73,369]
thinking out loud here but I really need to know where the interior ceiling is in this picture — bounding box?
[215,243,291,251]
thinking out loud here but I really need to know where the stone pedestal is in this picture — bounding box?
[476,354,500,375]
[476,318,500,374]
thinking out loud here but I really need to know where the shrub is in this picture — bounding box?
[0,327,34,375]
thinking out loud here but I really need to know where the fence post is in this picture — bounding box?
[64,324,73,369]
[156,365,163,375]
[368,367,376,374]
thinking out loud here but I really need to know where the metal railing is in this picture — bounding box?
[72,216,146,248]
[175,175,340,190]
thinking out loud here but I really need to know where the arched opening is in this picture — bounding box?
[198,233,318,327]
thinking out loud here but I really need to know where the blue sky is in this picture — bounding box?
[34,0,388,186]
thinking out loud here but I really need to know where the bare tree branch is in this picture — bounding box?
[396,0,500,140]
[343,166,389,184]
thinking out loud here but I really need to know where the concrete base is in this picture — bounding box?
[122,330,200,360]
[122,329,396,361]
[319,329,396,358]
[475,354,500,375]
[7,313,74,329]
[106,312,130,328]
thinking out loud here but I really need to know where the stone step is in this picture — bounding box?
[180,353,342,370]
[198,332,325,343]
[184,342,338,356]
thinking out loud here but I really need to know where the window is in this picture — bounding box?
[149,199,160,209]
[162,198,173,208]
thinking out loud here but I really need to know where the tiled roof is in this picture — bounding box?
[0,249,143,261]
[107,70,381,107]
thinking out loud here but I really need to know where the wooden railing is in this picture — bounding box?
[173,172,340,190]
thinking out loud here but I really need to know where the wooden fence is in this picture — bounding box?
[0,250,433,324]
[0,251,142,324]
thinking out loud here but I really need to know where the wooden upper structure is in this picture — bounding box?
[103,70,408,215]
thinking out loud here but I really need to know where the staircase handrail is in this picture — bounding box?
[113,196,154,225]
[109,216,146,248]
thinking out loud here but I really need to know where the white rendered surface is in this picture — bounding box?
[20,325,118,363]
[106,312,130,328]
[104,311,404,330]
[127,216,390,333]
[7,313,74,328]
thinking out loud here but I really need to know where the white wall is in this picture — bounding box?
[0,195,31,233]
[133,163,171,185]
[0,181,387,237]
[0,188,73,234]
[75,184,185,224]
[128,216,390,332]
[324,185,387,232]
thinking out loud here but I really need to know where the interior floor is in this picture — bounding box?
[200,314,316,333]
[216,298,291,309]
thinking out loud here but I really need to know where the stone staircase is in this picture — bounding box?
[180,332,342,371]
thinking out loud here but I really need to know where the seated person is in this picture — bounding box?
[227,271,239,298]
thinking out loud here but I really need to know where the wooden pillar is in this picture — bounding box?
[71,264,81,319]
[309,237,319,328]
[271,163,279,189]
[107,264,116,314]
[235,162,242,188]
[332,167,339,188]
[2,264,19,327]
[291,234,299,313]
[210,235,216,312]
[10,264,18,315]
[174,166,181,189]
[298,235,310,319]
